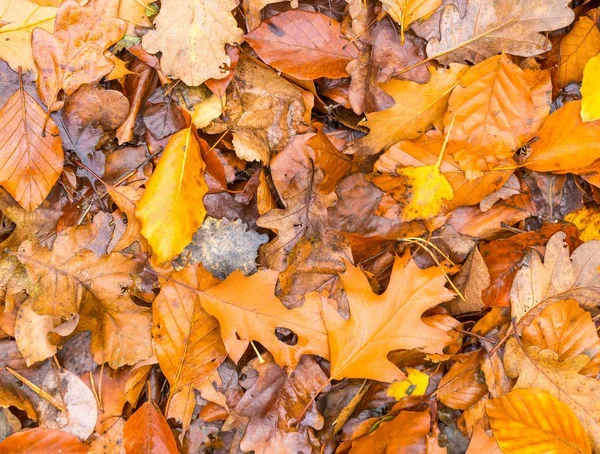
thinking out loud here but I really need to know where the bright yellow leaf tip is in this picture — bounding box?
[581,53,600,122]
[387,367,430,400]
[136,126,208,263]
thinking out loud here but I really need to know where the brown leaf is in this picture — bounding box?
[246,10,358,80]
[123,401,179,454]
[437,350,488,410]
[557,16,600,88]
[236,355,329,454]
[142,101,187,141]
[0,428,88,454]
[32,0,126,112]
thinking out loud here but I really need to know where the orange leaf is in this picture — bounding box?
[123,401,179,454]
[0,428,88,454]
[557,16,600,88]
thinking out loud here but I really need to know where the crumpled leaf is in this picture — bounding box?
[322,254,455,382]
[0,78,63,211]
[123,401,178,454]
[236,354,329,454]
[177,217,268,279]
[153,265,227,431]
[348,64,466,157]
[136,126,208,263]
[245,10,359,80]
[32,0,127,112]
[141,0,243,86]
[0,427,88,454]
[38,369,97,441]
[0,0,57,75]
[581,53,600,123]
[510,231,600,321]
[426,0,574,64]
[199,269,329,368]
[557,16,600,89]
[486,387,592,454]
[205,56,313,163]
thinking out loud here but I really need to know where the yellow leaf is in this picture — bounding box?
[487,388,592,454]
[136,126,208,263]
[581,53,600,122]
[0,0,57,74]
[565,205,600,241]
[557,17,600,88]
[387,367,429,400]
[105,53,135,81]
[382,0,441,39]
[192,93,224,129]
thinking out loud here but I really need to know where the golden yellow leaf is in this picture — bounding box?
[105,53,135,81]
[349,64,467,156]
[487,388,591,454]
[0,0,57,74]
[387,367,429,400]
[581,53,600,122]
[382,0,441,36]
[141,0,243,86]
[565,205,600,241]
[136,126,208,263]
[557,17,600,88]
[0,81,63,210]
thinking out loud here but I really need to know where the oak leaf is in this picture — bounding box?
[136,126,208,263]
[245,10,359,80]
[0,0,57,74]
[32,0,127,112]
[236,355,329,454]
[426,0,574,64]
[504,339,600,451]
[0,428,88,454]
[557,17,600,88]
[0,79,63,210]
[321,254,455,382]
[141,0,243,86]
[199,269,329,368]
[445,55,548,157]
[524,101,600,172]
[348,64,466,157]
[581,54,600,123]
[123,401,178,454]
[510,231,600,321]
[486,388,592,454]
[153,265,227,431]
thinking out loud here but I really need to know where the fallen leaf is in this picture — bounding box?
[117,0,154,27]
[199,269,329,368]
[141,0,243,86]
[246,10,359,80]
[0,0,57,74]
[448,247,490,314]
[557,16,600,88]
[437,350,488,410]
[88,418,125,454]
[204,56,313,163]
[581,53,600,123]
[153,265,227,431]
[322,254,455,382]
[123,401,178,454]
[426,0,574,64]
[387,367,429,400]
[32,0,127,112]
[236,355,329,454]
[81,367,130,434]
[348,64,466,157]
[0,77,63,210]
[565,205,600,241]
[0,427,88,454]
[142,101,186,141]
[510,231,600,321]
[466,424,501,454]
[136,126,208,263]
[486,388,591,454]
[381,0,441,38]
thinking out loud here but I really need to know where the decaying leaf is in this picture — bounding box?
[556,16,600,89]
[123,401,178,454]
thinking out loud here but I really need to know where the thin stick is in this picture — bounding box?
[6,367,66,412]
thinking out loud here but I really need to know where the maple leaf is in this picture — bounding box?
[348,64,466,157]
[153,265,227,432]
[245,10,359,80]
[0,76,63,210]
[32,0,127,112]
[426,0,574,64]
[141,0,243,87]
[236,355,329,454]
[123,401,179,454]
[199,269,329,369]
[0,0,57,74]
[510,231,600,321]
[556,16,600,89]
[504,339,600,451]
[136,125,208,263]
[321,254,455,382]
[486,388,592,454]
